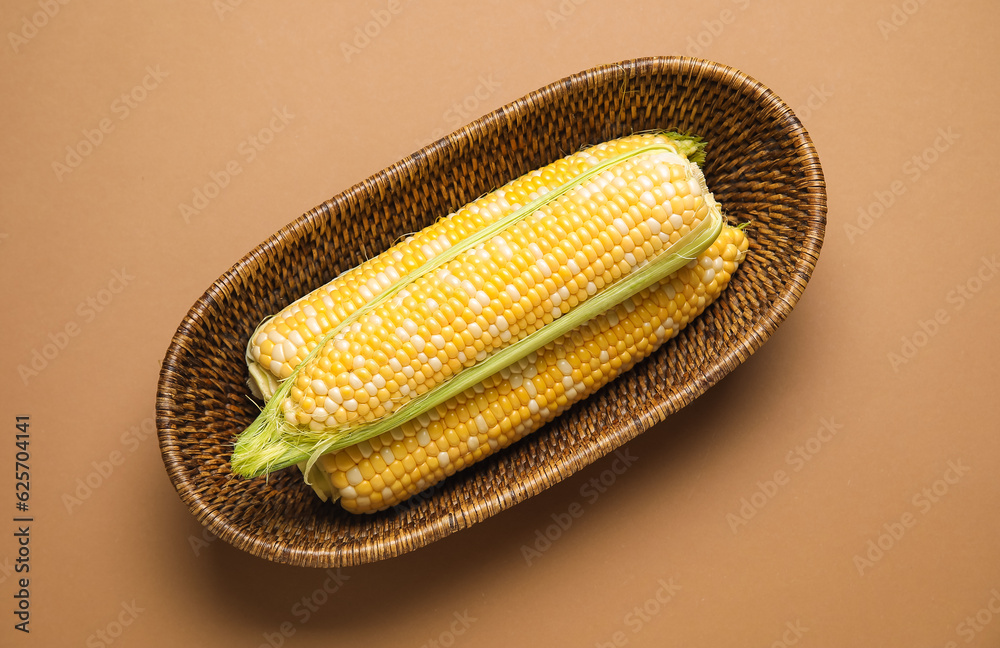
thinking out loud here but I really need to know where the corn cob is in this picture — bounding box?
[245,133,703,400]
[311,224,747,512]
[232,132,734,487]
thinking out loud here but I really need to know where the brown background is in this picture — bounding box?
[2,0,999,646]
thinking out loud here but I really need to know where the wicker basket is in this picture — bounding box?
[156,57,826,567]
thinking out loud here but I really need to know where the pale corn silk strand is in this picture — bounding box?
[232,138,714,479]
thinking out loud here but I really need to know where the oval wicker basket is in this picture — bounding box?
[157,57,826,567]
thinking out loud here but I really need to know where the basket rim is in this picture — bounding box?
[156,55,827,566]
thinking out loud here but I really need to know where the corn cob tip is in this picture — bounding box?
[655,131,706,166]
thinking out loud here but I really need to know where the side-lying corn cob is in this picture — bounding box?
[312,224,747,512]
[245,133,704,400]
[231,133,746,511]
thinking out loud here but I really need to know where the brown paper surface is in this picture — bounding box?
[2,1,998,645]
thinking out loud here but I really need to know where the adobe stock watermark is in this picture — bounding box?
[340,0,408,62]
[418,610,477,648]
[877,0,930,40]
[178,106,294,223]
[544,0,589,28]
[257,569,350,648]
[726,417,844,534]
[412,74,502,151]
[62,418,156,514]
[852,458,970,576]
[188,525,221,557]
[683,0,753,58]
[954,589,1000,646]
[595,578,681,647]
[845,127,959,243]
[17,268,136,385]
[918,588,1000,648]
[520,447,638,565]
[7,0,71,54]
[213,0,247,20]
[793,83,834,123]
[52,65,169,181]
[888,254,997,372]
[0,555,15,585]
[85,600,144,648]
[767,620,809,648]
